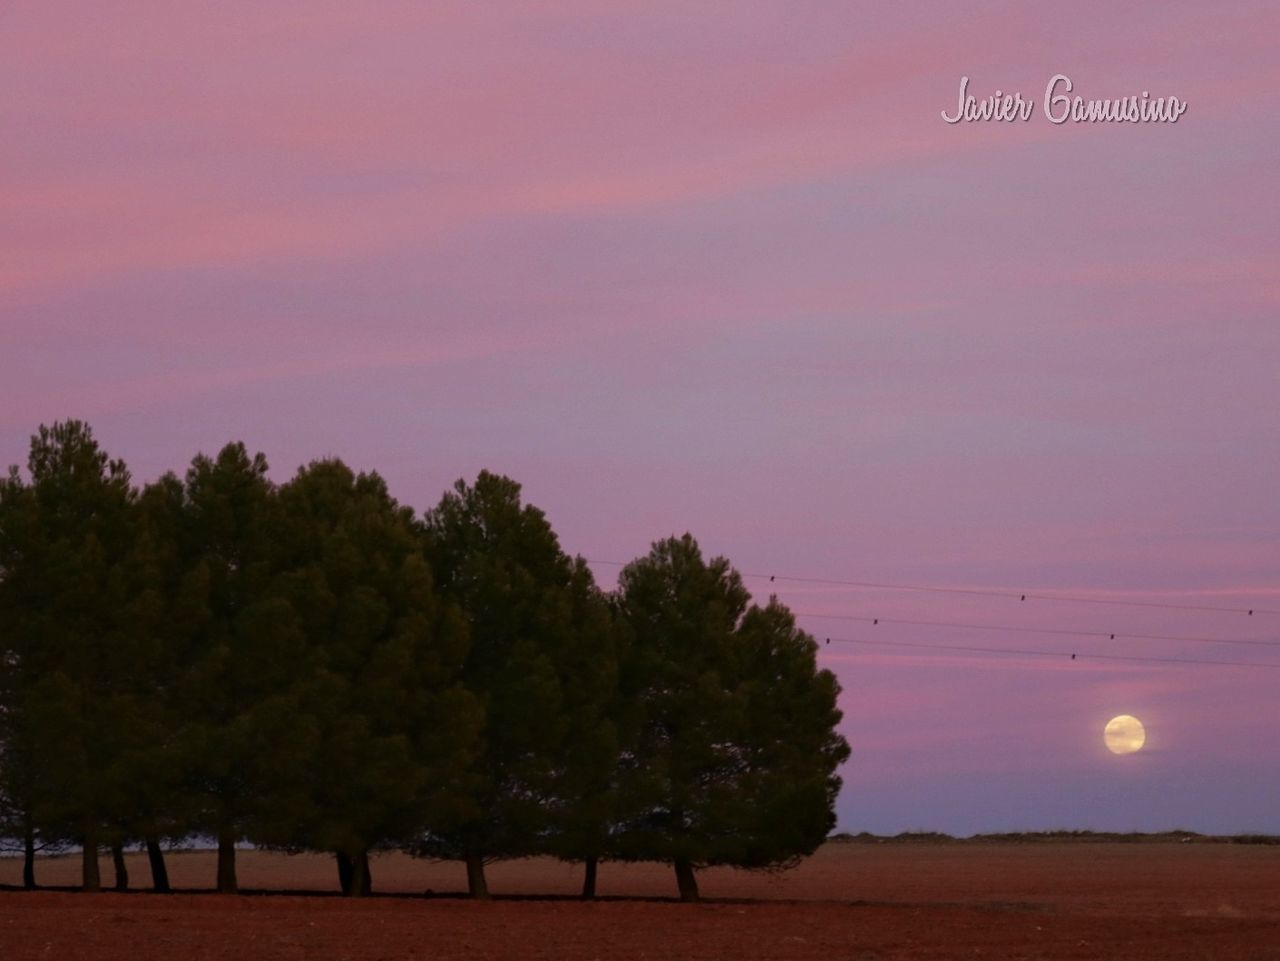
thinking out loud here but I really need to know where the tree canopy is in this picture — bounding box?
[613,534,850,899]
[0,425,850,900]
[418,471,618,897]
[0,422,138,890]
[264,459,479,896]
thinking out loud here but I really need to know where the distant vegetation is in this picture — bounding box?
[828,831,1280,845]
[0,421,849,900]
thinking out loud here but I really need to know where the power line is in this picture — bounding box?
[749,573,1274,616]
[587,557,1280,660]
[821,635,1280,671]
[584,559,1277,617]
[582,558,1279,668]
[791,611,1280,650]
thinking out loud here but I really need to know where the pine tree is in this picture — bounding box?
[114,473,197,891]
[542,558,621,899]
[262,459,479,897]
[420,471,616,898]
[0,469,42,888]
[613,534,850,900]
[0,422,137,890]
[175,442,297,893]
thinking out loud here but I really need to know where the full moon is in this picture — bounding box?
[1104,715,1146,755]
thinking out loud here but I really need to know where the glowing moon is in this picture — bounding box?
[1104,715,1146,755]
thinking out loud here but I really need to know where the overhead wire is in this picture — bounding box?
[820,635,1280,671]
[583,558,1280,669]
[584,558,1276,616]
[790,611,1280,650]
[745,573,1274,617]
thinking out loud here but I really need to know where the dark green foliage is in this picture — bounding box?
[0,426,851,897]
[540,557,622,875]
[262,459,479,895]
[0,422,138,890]
[172,442,298,891]
[107,473,192,882]
[613,534,850,898]
[419,472,619,896]
[0,467,39,881]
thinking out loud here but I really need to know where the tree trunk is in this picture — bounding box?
[22,828,36,890]
[336,851,353,895]
[337,850,372,896]
[81,831,101,892]
[359,850,372,897]
[216,832,238,893]
[581,857,598,899]
[673,859,699,901]
[348,850,369,898]
[465,852,490,899]
[111,842,129,891]
[146,836,170,893]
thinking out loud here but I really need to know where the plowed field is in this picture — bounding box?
[2,842,1277,959]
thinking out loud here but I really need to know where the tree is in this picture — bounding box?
[540,558,621,899]
[0,422,137,891]
[262,459,479,897]
[613,534,850,900]
[420,471,617,898]
[175,442,298,893]
[113,473,200,892]
[0,621,45,889]
[0,466,39,887]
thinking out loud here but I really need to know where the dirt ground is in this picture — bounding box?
[2,842,1278,960]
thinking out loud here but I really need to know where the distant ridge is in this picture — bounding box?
[828,830,1280,845]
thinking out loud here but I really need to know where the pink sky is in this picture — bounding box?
[3,1,1278,833]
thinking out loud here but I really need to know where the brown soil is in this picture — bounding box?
[2,843,1277,959]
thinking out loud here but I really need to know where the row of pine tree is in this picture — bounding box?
[0,421,849,900]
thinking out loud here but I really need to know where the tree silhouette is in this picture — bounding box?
[614,534,849,900]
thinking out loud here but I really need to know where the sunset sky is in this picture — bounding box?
[3,1,1277,835]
